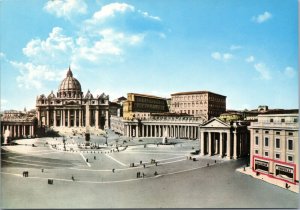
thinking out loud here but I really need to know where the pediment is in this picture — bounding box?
[201,118,230,128]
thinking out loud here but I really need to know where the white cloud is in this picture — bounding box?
[252,11,272,23]
[10,61,64,89]
[44,0,87,19]
[23,27,74,65]
[284,66,296,78]
[211,52,233,62]
[245,56,255,63]
[254,63,271,80]
[230,45,242,51]
[91,3,134,22]
[12,3,164,89]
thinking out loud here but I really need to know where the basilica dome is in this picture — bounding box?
[57,67,82,98]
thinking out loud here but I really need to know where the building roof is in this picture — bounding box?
[257,109,298,115]
[171,91,226,97]
[127,93,167,100]
[151,112,191,117]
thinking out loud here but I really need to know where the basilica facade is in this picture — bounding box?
[36,68,110,129]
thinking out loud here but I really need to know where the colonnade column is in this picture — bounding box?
[226,131,231,159]
[200,131,205,156]
[208,132,212,156]
[219,133,223,157]
[233,131,237,160]
[18,125,21,137]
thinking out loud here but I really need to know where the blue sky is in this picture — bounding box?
[1,0,298,111]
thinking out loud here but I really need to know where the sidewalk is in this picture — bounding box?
[236,166,299,193]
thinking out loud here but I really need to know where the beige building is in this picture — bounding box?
[123,93,169,120]
[170,91,226,120]
[248,110,299,191]
[36,67,110,130]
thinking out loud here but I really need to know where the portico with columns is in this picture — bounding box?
[200,118,250,159]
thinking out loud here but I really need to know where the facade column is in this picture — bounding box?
[67,109,71,127]
[60,110,63,127]
[53,110,57,127]
[85,104,90,127]
[200,131,205,156]
[95,109,99,128]
[46,110,50,126]
[233,131,237,159]
[208,132,212,156]
[63,110,66,127]
[150,125,153,137]
[79,110,82,127]
[219,132,223,157]
[105,110,109,129]
[74,109,77,127]
[226,131,231,159]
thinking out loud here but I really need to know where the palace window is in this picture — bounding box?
[255,150,258,154]
[264,137,269,147]
[288,140,293,150]
[287,155,293,162]
[294,118,298,123]
[288,132,293,136]
[265,130,269,134]
[255,136,259,145]
[281,118,285,123]
[270,118,273,122]
[275,138,280,149]
[276,131,280,135]
[255,130,259,133]
[264,152,269,157]
[275,153,280,159]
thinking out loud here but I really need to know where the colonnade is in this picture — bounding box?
[124,124,199,139]
[1,124,35,138]
[200,130,248,159]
